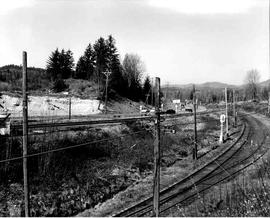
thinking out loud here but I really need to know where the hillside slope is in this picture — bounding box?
[0,65,49,91]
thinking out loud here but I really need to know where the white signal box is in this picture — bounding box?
[219,114,226,143]
[220,114,226,123]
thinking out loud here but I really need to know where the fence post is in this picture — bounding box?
[193,84,197,160]
[153,77,160,217]
[22,51,30,217]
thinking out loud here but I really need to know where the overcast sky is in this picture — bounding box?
[0,0,268,85]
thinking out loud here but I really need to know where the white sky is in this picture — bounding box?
[0,0,269,85]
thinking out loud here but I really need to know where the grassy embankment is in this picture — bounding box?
[0,113,221,216]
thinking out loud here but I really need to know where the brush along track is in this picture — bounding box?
[113,119,249,217]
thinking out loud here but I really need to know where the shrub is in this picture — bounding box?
[52,79,68,92]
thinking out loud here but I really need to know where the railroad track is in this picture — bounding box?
[159,112,270,216]
[113,112,269,217]
[11,109,222,130]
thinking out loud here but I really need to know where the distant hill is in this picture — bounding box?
[199,82,237,89]
[259,79,270,87]
[163,81,237,90]
[162,80,270,103]
[0,64,49,91]
[164,80,270,90]
[0,64,45,72]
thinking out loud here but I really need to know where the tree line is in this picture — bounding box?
[0,65,49,91]
[46,35,153,103]
[164,69,270,105]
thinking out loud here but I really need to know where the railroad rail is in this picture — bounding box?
[159,112,269,216]
[11,109,222,130]
[112,112,269,217]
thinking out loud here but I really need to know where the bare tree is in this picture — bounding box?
[122,53,145,87]
[122,53,145,100]
[244,69,260,100]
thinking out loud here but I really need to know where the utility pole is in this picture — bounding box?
[153,77,161,217]
[151,78,154,106]
[68,96,71,119]
[268,92,270,114]
[193,84,197,160]
[233,90,236,127]
[103,71,111,114]
[22,51,30,217]
[225,87,229,137]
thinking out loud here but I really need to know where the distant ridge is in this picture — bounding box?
[163,80,270,90]
[0,64,45,72]
[163,81,237,89]
[259,79,270,87]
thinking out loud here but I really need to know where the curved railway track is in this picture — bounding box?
[159,112,269,216]
[112,112,270,217]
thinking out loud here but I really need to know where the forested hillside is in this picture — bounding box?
[0,65,49,91]
[0,35,154,104]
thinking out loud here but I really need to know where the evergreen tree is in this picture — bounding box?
[106,35,118,70]
[75,56,87,79]
[93,37,109,89]
[105,35,127,95]
[60,49,74,79]
[46,48,74,80]
[75,43,95,79]
[46,48,61,81]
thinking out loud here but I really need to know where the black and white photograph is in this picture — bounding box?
[0,0,269,216]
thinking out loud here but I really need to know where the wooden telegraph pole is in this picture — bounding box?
[233,90,236,127]
[22,51,30,217]
[151,78,154,106]
[103,71,111,114]
[225,87,229,137]
[193,84,197,160]
[68,96,71,119]
[268,92,270,114]
[153,77,161,217]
